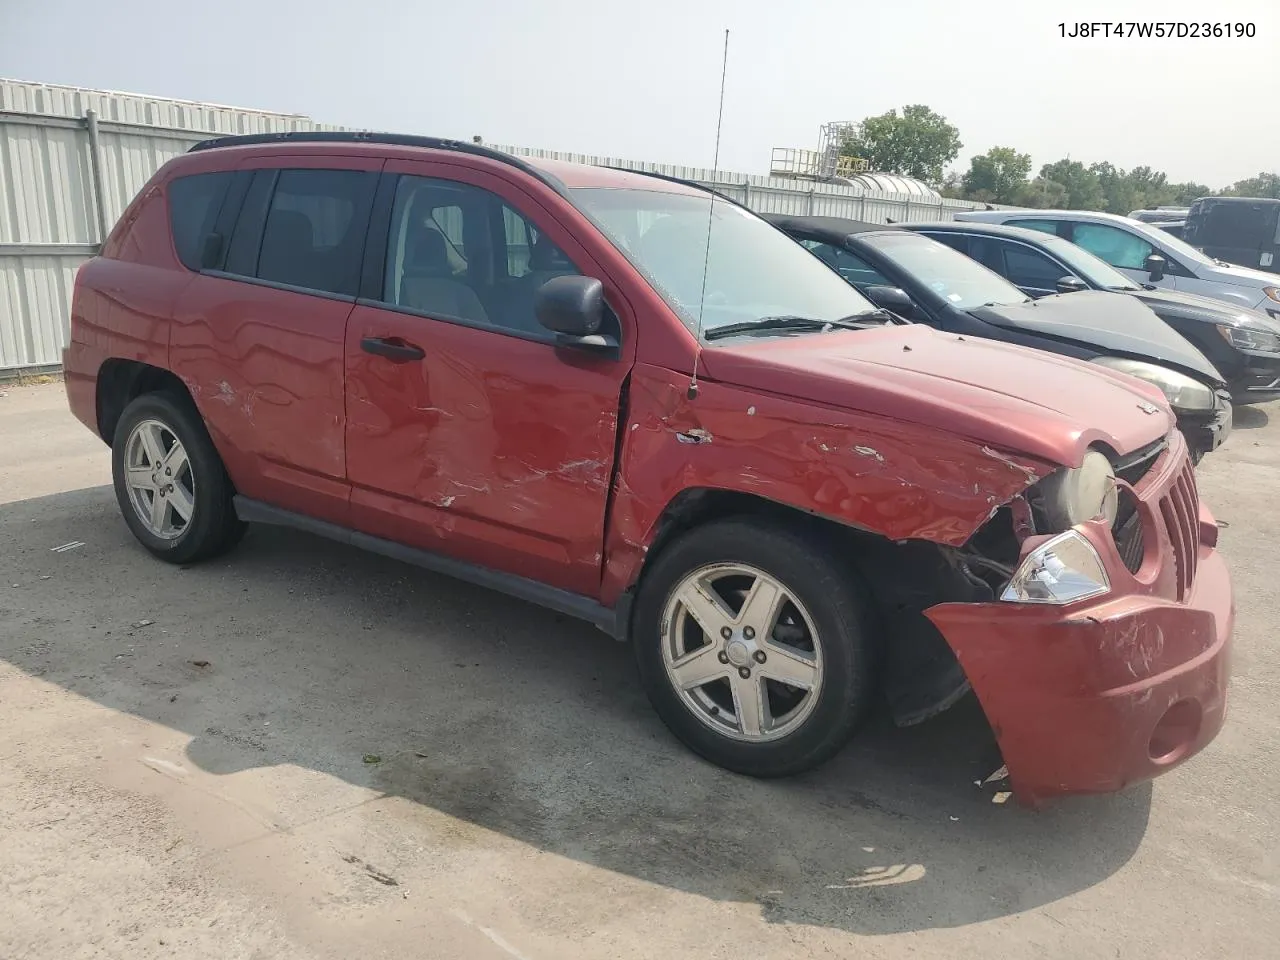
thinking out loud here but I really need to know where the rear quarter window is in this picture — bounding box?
[167,172,233,270]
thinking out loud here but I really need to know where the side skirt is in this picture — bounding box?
[233,496,619,637]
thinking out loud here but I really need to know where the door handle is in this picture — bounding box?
[361,337,425,363]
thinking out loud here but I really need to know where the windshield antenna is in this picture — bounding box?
[688,27,730,401]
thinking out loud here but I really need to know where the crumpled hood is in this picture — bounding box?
[1130,287,1280,333]
[973,290,1225,385]
[700,324,1175,469]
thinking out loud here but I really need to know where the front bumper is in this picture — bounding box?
[927,437,1233,805]
[1176,389,1232,461]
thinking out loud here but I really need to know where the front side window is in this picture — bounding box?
[250,169,377,296]
[1002,244,1068,289]
[381,175,581,336]
[1069,223,1154,271]
[858,232,1029,309]
[568,188,876,338]
[800,240,891,287]
[167,172,232,271]
[1032,232,1139,290]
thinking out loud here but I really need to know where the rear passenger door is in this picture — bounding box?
[171,157,380,526]
[343,161,635,597]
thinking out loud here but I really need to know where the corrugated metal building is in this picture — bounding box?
[1,78,1006,376]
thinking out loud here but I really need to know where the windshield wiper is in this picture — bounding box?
[704,313,884,341]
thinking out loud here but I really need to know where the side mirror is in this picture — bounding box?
[1056,275,1088,294]
[863,285,917,318]
[1143,254,1167,282]
[535,275,617,354]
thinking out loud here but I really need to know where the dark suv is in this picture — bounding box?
[61,132,1233,803]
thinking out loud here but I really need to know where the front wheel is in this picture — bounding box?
[633,518,876,777]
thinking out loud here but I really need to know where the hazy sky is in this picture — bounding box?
[2,0,1276,187]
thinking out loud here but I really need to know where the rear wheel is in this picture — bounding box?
[633,518,875,777]
[111,392,244,564]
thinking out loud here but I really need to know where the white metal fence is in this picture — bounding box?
[1,78,1011,375]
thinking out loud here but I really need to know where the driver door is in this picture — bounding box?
[344,162,635,596]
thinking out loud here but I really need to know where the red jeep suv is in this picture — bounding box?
[63,132,1233,803]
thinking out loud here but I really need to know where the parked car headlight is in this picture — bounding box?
[1001,530,1110,605]
[1091,357,1216,412]
[1218,323,1280,353]
[1263,286,1280,304]
[1035,449,1119,530]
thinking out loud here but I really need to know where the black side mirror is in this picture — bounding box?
[1143,254,1167,282]
[535,275,617,354]
[863,285,917,319]
[1056,275,1088,294]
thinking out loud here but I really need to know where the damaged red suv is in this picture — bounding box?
[63,133,1233,803]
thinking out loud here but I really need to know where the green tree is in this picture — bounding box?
[1167,181,1214,205]
[961,146,1032,203]
[1036,159,1104,209]
[1013,176,1068,209]
[840,105,962,184]
[1227,172,1280,198]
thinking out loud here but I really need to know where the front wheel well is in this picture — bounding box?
[624,488,999,727]
[96,360,193,443]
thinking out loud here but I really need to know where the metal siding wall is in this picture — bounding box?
[0,253,78,369]
[0,123,96,243]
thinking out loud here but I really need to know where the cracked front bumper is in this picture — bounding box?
[926,440,1233,805]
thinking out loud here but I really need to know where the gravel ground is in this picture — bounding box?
[1,380,1276,959]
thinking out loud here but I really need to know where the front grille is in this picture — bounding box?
[1112,490,1144,574]
[1113,437,1167,488]
[1158,455,1200,600]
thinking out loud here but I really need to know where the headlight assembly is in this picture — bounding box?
[1001,530,1110,605]
[1091,357,1215,412]
[1217,323,1280,353]
[1035,449,1119,530]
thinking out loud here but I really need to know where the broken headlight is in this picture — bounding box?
[1033,449,1118,531]
[1001,530,1110,605]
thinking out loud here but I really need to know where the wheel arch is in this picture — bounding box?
[96,359,196,443]
[617,486,998,728]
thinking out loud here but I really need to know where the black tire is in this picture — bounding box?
[111,391,245,564]
[633,517,875,778]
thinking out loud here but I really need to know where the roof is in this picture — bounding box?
[761,213,901,244]
[956,209,1144,226]
[185,131,712,198]
[525,158,708,194]
[900,220,1068,242]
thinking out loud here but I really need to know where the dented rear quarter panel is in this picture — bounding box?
[600,363,1055,606]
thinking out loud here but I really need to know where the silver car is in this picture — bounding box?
[955,209,1280,319]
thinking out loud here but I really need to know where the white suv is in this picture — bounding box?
[955,209,1280,319]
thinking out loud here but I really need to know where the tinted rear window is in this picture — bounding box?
[243,169,377,297]
[167,172,232,270]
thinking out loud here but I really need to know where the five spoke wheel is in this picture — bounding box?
[662,563,823,742]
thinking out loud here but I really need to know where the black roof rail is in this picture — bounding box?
[186,131,568,196]
[600,165,748,209]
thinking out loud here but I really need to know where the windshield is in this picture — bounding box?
[1034,232,1141,290]
[859,232,1030,309]
[568,187,876,338]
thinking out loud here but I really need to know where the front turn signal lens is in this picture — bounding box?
[1001,530,1110,605]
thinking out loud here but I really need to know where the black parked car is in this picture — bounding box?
[905,220,1280,404]
[764,214,1232,462]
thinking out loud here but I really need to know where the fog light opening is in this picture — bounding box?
[1148,699,1202,764]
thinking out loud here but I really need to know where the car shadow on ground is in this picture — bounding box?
[1234,405,1270,430]
[1,486,1152,936]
